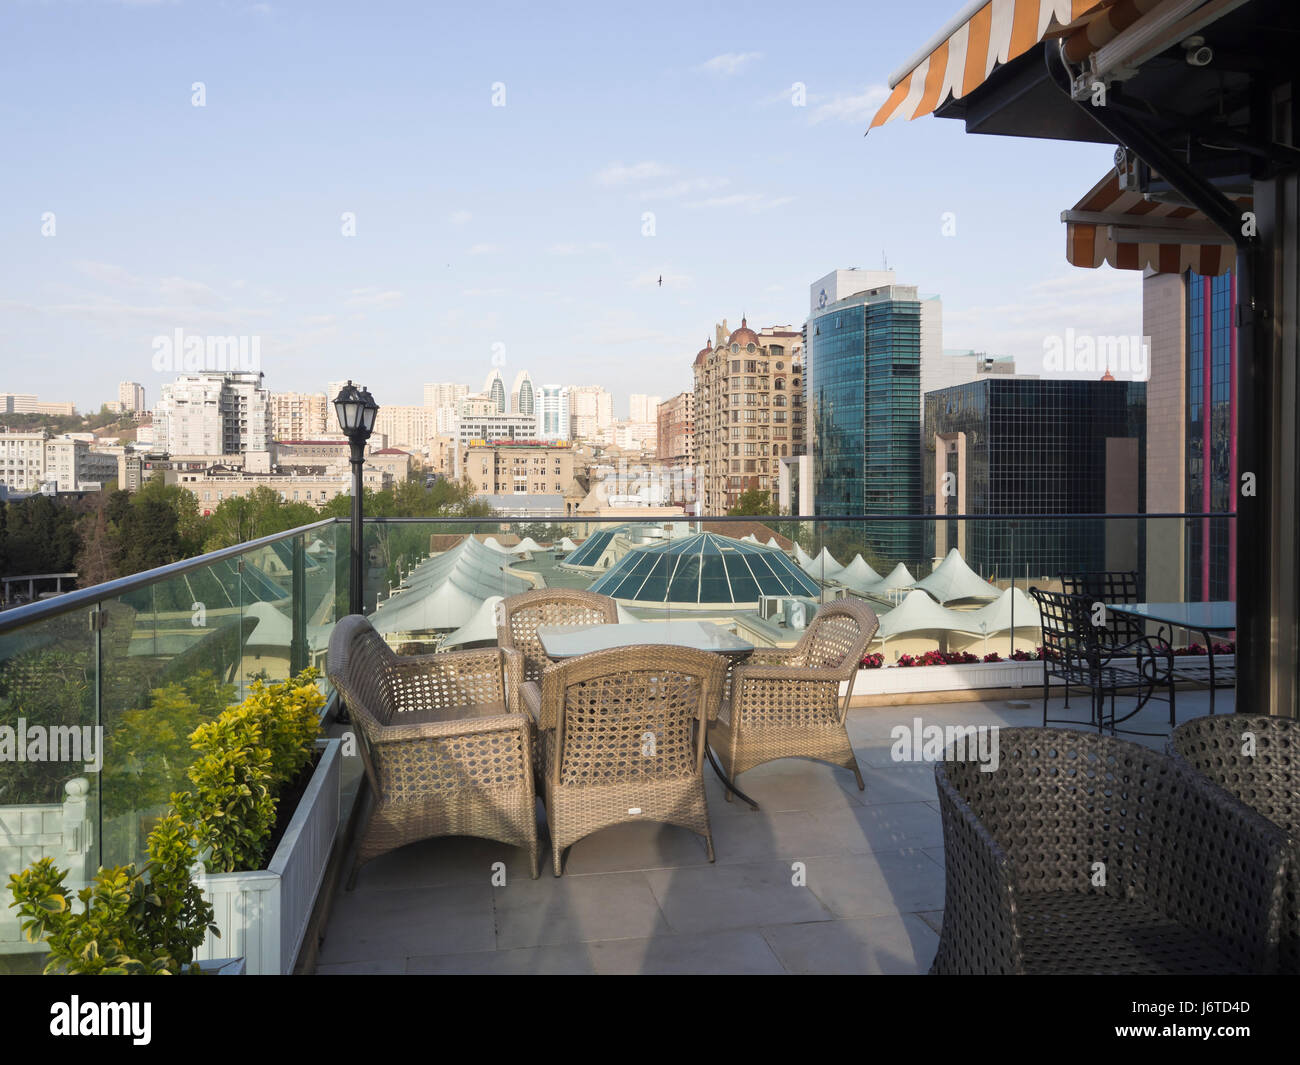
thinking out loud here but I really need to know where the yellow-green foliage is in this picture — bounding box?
[8,814,217,975]
[173,669,324,874]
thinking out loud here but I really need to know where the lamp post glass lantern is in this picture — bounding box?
[334,381,379,615]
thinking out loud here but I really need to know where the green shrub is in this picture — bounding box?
[8,813,217,975]
[173,668,324,874]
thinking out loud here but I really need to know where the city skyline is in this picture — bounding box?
[1,0,1139,416]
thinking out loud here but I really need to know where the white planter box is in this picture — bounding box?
[842,654,1236,698]
[195,737,341,976]
[844,660,1045,697]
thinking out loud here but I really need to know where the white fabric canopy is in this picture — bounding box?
[481,536,512,553]
[876,589,967,638]
[798,546,843,580]
[837,554,884,593]
[510,537,543,554]
[960,587,1042,635]
[372,537,530,633]
[559,537,578,552]
[913,548,1001,604]
[765,537,781,549]
[864,561,915,595]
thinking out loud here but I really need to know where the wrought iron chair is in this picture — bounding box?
[533,644,726,876]
[710,598,878,795]
[931,727,1288,974]
[327,614,539,882]
[1029,587,1176,734]
[1171,714,1300,974]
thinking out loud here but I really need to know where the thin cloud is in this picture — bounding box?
[595,161,673,186]
[448,210,472,225]
[808,85,892,125]
[685,192,794,212]
[468,242,499,254]
[698,52,762,76]
[342,287,403,309]
[640,176,730,200]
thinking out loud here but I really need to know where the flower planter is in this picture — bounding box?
[193,737,341,976]
[843,655,1236,698]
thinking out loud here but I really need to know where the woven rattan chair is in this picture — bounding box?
[327,614,540,881]
[1171,713,1300,974]
[533,643,726,876]
[710,597,878,796]
[931,727,1288,974]
[496,588,619,683]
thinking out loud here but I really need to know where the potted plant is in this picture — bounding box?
[8,813,220,975]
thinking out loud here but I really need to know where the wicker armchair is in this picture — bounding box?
[710,598,878,796]
[1171,714,1300,974]
[532,644,726,876]
[496,589,620,683]
[326,614,540,881]
[931,727,1288,974]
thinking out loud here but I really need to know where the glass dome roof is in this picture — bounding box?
[562,525,633,567]
[589,532,819,605]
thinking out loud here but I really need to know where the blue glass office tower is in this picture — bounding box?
[808,282,923,561]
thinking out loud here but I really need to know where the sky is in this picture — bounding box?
[0,0,1142,419]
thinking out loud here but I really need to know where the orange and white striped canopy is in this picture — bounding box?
[869,0,1163,129]
[1064,169,1240,275]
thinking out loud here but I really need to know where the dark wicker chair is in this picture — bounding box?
[1171,713,1300,974]
[931,727,1288,974]
[1030,586,1176,734]
[327,614,539,882]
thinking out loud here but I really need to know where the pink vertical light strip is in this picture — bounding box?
[1228,269,1237,603]
[1202,275,1212,601]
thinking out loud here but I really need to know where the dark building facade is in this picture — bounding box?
[923,378,1147,580]
[808,284,923,561]
[1186,270,1236,602]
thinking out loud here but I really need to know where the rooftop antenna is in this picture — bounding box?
[882,250,888,271]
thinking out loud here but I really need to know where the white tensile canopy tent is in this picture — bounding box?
[510,536,543,554]
[962,587,1042,635]
[876,589,968,640]
[913,549,1001,604]
[864,562,916,596]
[559,537,578,552]
[371,537,530,634]
[837,554,884,593]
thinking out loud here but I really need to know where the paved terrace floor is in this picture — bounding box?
[315,689,1230,975]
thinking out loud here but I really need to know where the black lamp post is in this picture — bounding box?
[333,381,379,616]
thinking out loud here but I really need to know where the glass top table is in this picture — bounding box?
[535,619,760,809]
[536,620,754,659]
[1105,601,1235,714]
[1104,602,1236,631]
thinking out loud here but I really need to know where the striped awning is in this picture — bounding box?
[1064,169,1241,275]
[870,0,1163,129]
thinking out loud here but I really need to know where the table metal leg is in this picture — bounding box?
[705,745,759,810]
[1204,628,1216,715]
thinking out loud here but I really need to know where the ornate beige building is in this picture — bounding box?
[692,318,805,513]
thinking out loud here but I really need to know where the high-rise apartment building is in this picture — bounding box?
[511,371,537,417]
[535,385,570,441]
[423,382,469,410]
[1144,268,1238,603]
[118,382,146,415]
[569,386,614,441]
[656,392,695,468]
[628,394,662,424]
[924,378,1146,578]
[373,405,438,450]
[806,270,928,560]
[155,371,272,456]
[693,318,806,513]
[269,391,329,441]
[483,369,507,413]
